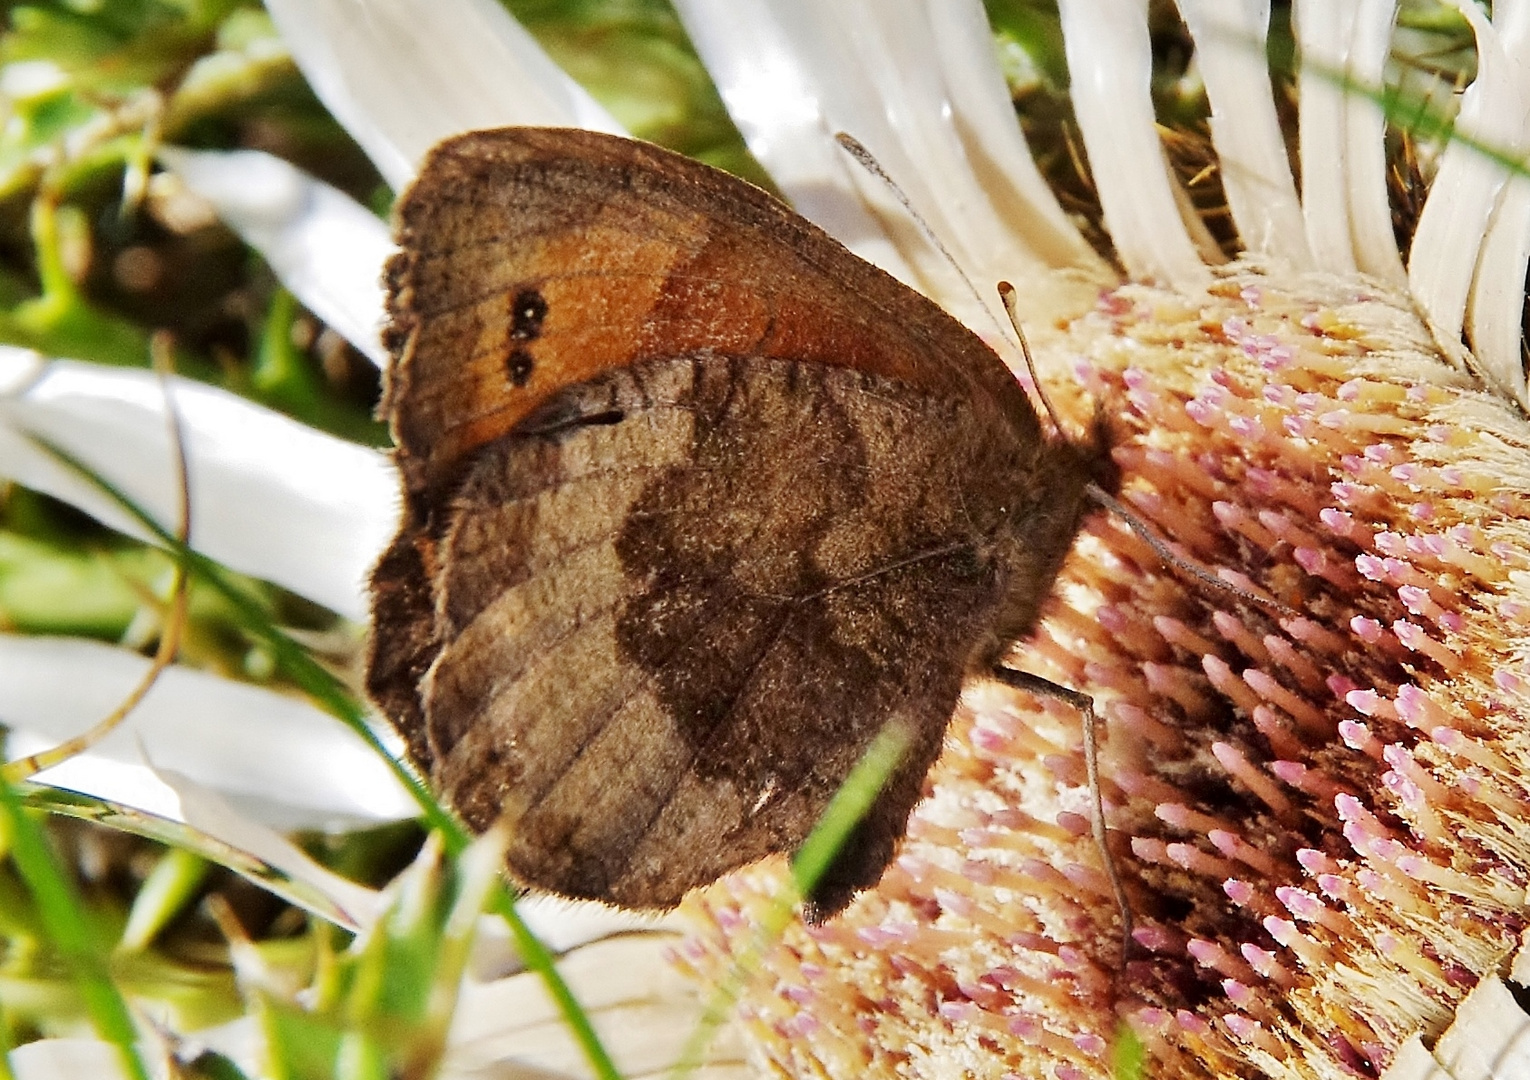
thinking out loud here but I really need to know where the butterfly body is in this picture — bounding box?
[368,127,1102,916]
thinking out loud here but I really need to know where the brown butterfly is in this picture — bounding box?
[366,126,1116,919]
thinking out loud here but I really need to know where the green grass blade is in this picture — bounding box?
[489,886,625,1080]
[0,995,17,1080]
[669,719,914,1078]
[0,776,152,1080]
[788,720,914,901]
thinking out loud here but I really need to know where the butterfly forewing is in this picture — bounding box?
[382,127,1042,493]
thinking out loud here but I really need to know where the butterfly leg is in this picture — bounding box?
[990,666,1134,970]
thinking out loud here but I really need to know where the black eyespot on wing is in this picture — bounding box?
[511,287,548,341]
[508,349,535,386]
[505,287,549,386]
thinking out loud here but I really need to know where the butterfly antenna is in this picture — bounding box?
[834,134,1017,353]
[834,134,1074,443]
[1085,483,1301,620]
[997,279,1069,440]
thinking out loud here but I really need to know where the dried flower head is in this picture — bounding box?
[677,262,1530,1078]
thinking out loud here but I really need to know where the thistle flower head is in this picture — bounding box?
[674,260,1530,1077]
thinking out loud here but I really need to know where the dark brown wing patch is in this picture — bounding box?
[387,354,1024,912]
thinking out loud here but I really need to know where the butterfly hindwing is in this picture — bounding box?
[409,354,1018,910]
